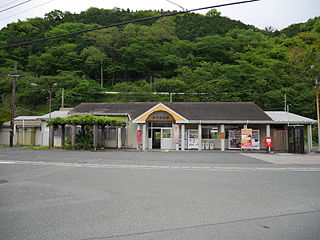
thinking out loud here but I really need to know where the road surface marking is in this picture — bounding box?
[1,160,320,172]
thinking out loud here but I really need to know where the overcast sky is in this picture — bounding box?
[0,0,319,30]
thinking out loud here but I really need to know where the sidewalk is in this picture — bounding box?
[240,152,320,165]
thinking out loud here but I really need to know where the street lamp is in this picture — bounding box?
[31,83,58,119]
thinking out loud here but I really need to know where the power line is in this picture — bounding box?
[0,0,55,22]
[0,0,260,49]
[0,0,33,14]
[0,0,21,10]
[165,0,186,11]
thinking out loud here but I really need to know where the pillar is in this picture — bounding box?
[198,123,202,151]
[71,124,76,149]
[142,123,146,151]
[175,124,180,151]
[117,127,122,149]
[49,124,54,148]
[266,124,271,152]
[61,124,65,147]
[307,124,313,152]
[220,124,225,151]
[93,124,98,150]
[181,124,185,151]
[101,125,106,148]
[266,124,271,137]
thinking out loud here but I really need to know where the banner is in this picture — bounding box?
[137,129,142,149]
[241,129,252,149]
[173,124,180,144]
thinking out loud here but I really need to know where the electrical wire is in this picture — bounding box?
[0,0,21,10]
[0,0,55,22]
[0,0,260,49]
[0,0,33,14]
[17,106,45,114]
[165,0,185,11]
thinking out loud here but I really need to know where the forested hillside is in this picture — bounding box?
[0,8,319,120]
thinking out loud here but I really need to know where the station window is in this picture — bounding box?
[202,127,219,139]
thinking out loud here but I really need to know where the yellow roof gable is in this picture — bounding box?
[134,104,188,123]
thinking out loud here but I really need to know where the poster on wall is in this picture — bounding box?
[173,124,180,145]
[241,129,252,149]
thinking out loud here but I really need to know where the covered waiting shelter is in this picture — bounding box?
[46,114,125,149]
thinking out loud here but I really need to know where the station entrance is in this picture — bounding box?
[147,111,175,150]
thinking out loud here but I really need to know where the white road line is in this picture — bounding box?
[1,160,320,172]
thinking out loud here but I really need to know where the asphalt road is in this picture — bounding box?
[0,148,320,240]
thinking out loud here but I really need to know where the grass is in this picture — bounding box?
[22,146,62,150]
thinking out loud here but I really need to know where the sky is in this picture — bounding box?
[0,0,319,30]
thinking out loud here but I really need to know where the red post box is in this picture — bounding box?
[263,136,272,147]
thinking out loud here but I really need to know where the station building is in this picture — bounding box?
[68,102,316,153]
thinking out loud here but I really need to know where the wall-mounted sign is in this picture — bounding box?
[173,124,180,144]
[147,111,175,122]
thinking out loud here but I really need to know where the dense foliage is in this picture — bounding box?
[46,114,125,126]
[0,8,319,119]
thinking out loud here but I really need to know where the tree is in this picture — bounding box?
[81,46,107,87]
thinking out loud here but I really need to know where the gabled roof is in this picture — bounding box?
[265,111,316,124]
[69,102,272,122]
[68,102,157,119]
[133,103,189,123]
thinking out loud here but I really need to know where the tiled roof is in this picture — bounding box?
[69,102,272,121]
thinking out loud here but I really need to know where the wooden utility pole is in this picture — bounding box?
[9,62,19,147]
[61,88,64,108]
[315,78,320,148]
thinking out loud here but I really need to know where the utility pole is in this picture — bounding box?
[315,78,320,148]
[311,65,320,148]
[61,88,64,108]
[9,62,19,147]
[284,93,287,111]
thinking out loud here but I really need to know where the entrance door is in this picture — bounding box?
[161,128,173,149]
[288,126,304,153]
[152,129,161,149]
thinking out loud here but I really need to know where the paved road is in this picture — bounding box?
[0,148,320,240]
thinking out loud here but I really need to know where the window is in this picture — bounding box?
[162,129,171,138]
[202,127,219,139]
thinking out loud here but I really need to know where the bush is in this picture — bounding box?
[74,132,93,150]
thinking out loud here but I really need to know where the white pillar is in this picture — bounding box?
[243,124,247,129]
[307,124,313,152]
[142,123,146,151]
[266,124,271,137]
[266,124,271,152]
[117,127,122,149]
[198,123,202,151]
[220,124,225,151]
[181,124,185,151]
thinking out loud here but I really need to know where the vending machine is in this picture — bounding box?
[187,129,199,150]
